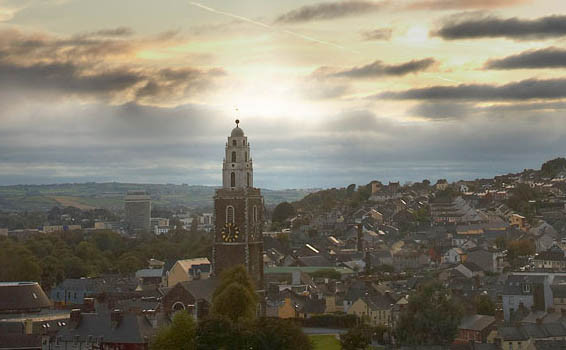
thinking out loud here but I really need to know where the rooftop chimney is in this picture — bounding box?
[111,309,123,329]
[70,309,81,328]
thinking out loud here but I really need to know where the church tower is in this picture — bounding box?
[213,120,264,290]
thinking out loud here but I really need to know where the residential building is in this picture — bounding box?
[166,258,211,287]
[456,314,496,343]
[347,294,396,326]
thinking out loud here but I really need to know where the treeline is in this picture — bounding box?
[0,206,119,230]
[0,228,212,290]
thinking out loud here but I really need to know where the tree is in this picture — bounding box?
[272,202,296,224]
[475,295,496,316]
[211,265,258,322]
[395,281,463,346]
[541,157,566,178]
[340,324,373,350]
[252,318,313,350]
[213,265,257,301]
[196,316,236,350]
[151,310,196,350]
[212,282,257,322]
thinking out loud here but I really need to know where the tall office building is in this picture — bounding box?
[124,190,151,234]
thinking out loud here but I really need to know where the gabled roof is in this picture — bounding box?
[178,278,219,304]
[459,314,495,331]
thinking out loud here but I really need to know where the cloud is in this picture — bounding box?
[275,1,387,23]
[407,0,528,10]
[87,27,135,37]
[317,58,435,79]
[2,101,566,188]
[360,28,393,41]
[377,78,566,101]
[434,14,566,40]
[486,47,566,69]
[0,28,224,104]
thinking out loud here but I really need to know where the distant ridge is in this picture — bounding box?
[0,182,314,211]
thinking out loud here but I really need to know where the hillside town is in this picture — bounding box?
[2,125,566,349]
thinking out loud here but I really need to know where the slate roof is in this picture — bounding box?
[0,334,42,349]
[56,312,155,344]
[551,284,566,298]
[178,278,219,303]
[459,314,495,331]
[0,282,51,313]
[534,340,566,350]
[362,294,395,310]
[503,275,546,295]
[135,269,163,279]
[297,255,333,267]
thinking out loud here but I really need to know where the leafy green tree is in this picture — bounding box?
[395,281,463,346]
[340,324,373,350]
[541,157,566,178]
[213,265,257,300]
[151,310,196,350]
[272,202,296,223]
[40,255,65,290]
[212,282,257,323]
[475,295,496,316]
[252,318,313,350]
[196,316,235,350]
[211,265,258,323]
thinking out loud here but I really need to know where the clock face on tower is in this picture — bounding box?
[221,222,240,242]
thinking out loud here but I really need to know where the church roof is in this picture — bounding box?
[231,126,244,137]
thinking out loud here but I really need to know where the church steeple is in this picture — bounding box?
[222,119,253,189]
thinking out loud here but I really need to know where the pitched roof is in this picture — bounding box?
[0,282,51,313]
[57,312,156,344]
[179,278,219,303]
[459,314,495,331]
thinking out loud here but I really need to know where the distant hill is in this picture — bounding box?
[0,183,313,211]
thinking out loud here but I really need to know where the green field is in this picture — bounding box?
[310,334,341,350]
[0,182,312,211]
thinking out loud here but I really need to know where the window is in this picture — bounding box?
[231,172,235,187]
[226,206,234,224]
[247,172,250,187]
[232,140,236,146]
[243,140,246,145]
[231,151,236,162]
[245,152,248,162]
[253,206,258,223]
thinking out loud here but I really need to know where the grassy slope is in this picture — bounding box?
[310,334,341,350]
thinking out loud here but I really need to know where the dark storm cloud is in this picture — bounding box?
[377,78,566,101]
[486,47,566,69]
[360,28,393,41]
[320,58,435,79]
[275,1,387,23]
[434,14,566,40]
[407,0,528,10]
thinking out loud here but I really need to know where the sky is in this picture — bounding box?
[1,0,566,189]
